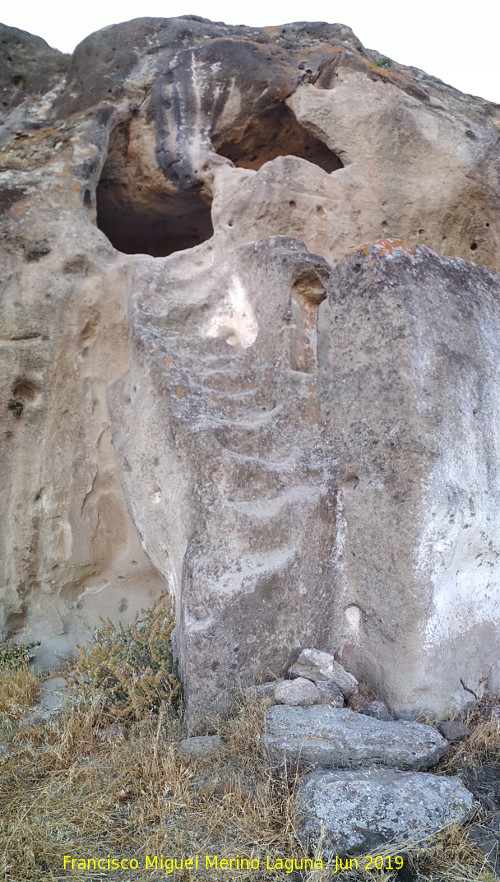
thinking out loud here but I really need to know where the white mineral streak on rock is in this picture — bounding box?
[1,17,499,719]
[202,275,258,348]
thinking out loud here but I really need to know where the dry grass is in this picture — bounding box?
[1,648,498,882]
[401,820,497,882]
[439,695,500,775]
[0,666,40,733]
[0,688,305,882]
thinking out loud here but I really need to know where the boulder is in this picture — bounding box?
[274,678,321,707]
[437,720,471,742]
[361,700,394,722]
[321,244,500,718]
[298,768,474,854]
[289,649,358,696]
[264,705,448,770]
[314,680,345,707]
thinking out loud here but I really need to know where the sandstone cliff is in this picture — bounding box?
[1,17,499,721]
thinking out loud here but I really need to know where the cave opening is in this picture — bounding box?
[212,104,343,173]
[96,120,213,257]
[96,186,214,257]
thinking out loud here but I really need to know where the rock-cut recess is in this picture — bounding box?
[96,117,214,257]
[212,103,344,173]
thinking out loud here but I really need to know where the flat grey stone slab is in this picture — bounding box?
[264,705,448,770]
[298,768,474,855]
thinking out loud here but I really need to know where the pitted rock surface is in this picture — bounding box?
[1,16,500,723]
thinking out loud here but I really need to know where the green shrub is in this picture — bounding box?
[0,639,40,671]
[74,595,182,722]
[376,57,393,69]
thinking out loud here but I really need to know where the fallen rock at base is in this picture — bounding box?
[289,649,358,697]
[298,768,474,855]
[437,720,471,742]
[274,677,321,706]
[246,680,286,700]
[264,706,448,770]
[176,735,223,759]
[22,677,73,725]
[314,680,344,707]
[361,700,394,722]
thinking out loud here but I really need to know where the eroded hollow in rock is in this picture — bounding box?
[213,104,343,173]
[96,120,213,257]
[96,187,214,256]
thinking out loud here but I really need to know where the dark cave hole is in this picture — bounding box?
[96,185,214,257]
[212,104,343,173]
[96,120,213,257]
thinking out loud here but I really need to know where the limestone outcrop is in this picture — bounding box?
[1,17,499,721]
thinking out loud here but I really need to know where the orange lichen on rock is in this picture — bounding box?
[348,239,418,260]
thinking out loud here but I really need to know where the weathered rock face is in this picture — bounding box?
[1,16,500,718]
[298,768,473,855]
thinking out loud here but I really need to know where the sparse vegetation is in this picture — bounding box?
[73,594,182,722]
[0,639,41,737]
[0,639,40,670]
[376,57,393,69]
[0,613,498,882]
[439,694,500,775]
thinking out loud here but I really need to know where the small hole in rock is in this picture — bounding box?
[289,200,296,209]
[12,380,37,401]
[343,472,359,489]
[470,242,478,251]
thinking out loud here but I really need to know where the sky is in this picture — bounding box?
[3,0,500,103]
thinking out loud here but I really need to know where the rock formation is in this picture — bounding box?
[1,16,499,722]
